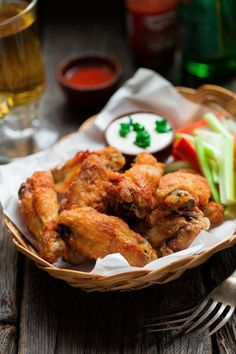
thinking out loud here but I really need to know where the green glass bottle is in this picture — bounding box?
[180,0,236,79]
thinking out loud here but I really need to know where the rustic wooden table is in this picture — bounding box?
[1,2,236,353]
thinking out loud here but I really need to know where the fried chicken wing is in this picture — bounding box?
[19,171,66,263]
[63,154,122,212]
[156,170,211,212]
[95,146,126,171]
[18,181,43,242]
[109,153,165,218]
[52,147,125,196]
[57,207,157,267]
[146,207,210,256]
[52,151,92,196]
[202,201,224,227]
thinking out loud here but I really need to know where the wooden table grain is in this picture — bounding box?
[1,2,236,353]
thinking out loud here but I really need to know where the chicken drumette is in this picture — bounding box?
[58,207,157,267]
[156,170,211,212]
[145,169,224,256]
[156,170,224,225]
[146,207,210,256]
[109,153,165,219]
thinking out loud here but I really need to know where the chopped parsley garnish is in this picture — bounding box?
[134,129,150,148]
[133,122,144,132]
[155,119,172,133]
[119,116,133,137]
[119,115,151,148]
[119,123,131,137]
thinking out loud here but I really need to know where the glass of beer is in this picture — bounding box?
[0,0,55,162]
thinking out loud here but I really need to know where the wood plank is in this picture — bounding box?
[18,260,58,354]
[0,324,17,354]
[216,317,236,354]
[0,205,18,323]
[18,257,212,354]
[19,260,127,354]
[204,247,236,353]
[121,268,211,354]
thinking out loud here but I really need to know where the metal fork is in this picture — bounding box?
[145,270,236,336]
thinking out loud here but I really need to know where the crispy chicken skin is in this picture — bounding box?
[19,171,66,263]
[52,151,92,196]
[202,201,224,227]
[109,153,165,218]
[156,170,211,211]
[58,207,157,267]
[63,154,122,212]
[95,146,126,171]
[52,147,125,196]
[146,207,210,256]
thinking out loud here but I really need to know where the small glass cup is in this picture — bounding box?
[0,0,57,162]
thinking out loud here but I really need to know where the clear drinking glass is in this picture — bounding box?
[0,0,57,162]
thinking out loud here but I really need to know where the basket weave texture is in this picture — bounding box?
[5,85,236,292]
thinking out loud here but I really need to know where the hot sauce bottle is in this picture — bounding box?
[125,0,179,69]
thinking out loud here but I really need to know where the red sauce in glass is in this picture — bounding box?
[65,64,114,88]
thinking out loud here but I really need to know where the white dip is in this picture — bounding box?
[105,112,174,155]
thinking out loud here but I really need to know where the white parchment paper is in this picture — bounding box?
[95,68,208,131]
[0,68,235,277]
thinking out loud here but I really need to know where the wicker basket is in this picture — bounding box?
[5,84,236,292]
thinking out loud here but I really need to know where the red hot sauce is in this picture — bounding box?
[65,64,114,88]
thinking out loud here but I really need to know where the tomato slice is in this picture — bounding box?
[172,137,201,172]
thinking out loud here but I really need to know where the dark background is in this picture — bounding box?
[38,0,125,17]
[36,0,135,136]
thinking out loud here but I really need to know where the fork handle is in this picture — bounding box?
[230,269,236,281]
[223,269,236,290]
[213,269,236,301]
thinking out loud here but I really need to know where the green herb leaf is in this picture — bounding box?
[119,115,151,148]
[134,129,150,148]
[119,116,134,137]
[133,122,144,132]
[155,119,172,133]
[119,123,131,137]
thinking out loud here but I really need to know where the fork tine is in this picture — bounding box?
[148,325,183,333]
[145,316,191,329]
[185,300,218,334]
[209,306,235,336]
[194,303,227,335]
[181,299,212,329]
[145,306,197,322]
[144,306,197,333]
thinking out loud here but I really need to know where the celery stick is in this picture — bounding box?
[175,133,195,143]
[218,135,235,205]
[195,136,221,203]
[204,112,232,137]
[194,130,222,158]
[164,161,192,174]
[203,142,218,159]
[209,159,219,184]
[222,118,236,134]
